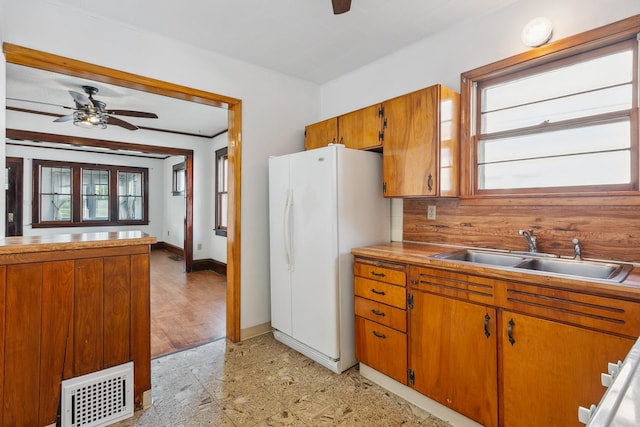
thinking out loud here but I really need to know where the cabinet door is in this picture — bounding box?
[338,104,382,150]
[382,87,437,197]
[501,312,634,427]
[304,117,338,150]
[410,292,498,427]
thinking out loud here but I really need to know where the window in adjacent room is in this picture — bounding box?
[462,29,638,197]
[215,147,228,236]
[172,161,186,196]
[33,159,148,227]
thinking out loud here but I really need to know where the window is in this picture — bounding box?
[172,161,186,196]
[33,159,148,227]
[461,21,639,197]
[215,147,228,236]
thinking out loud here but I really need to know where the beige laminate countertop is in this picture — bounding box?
[0,230,157,255]
[352,241,640,301]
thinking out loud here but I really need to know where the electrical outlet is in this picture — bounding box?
[427,205,436,220]
[197,243,202,250]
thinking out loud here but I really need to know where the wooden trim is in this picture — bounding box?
[226,102,242,342]
[3,43,242,342]
[152,242,184,256]
[5,157,24,237]
[191,258,227,275]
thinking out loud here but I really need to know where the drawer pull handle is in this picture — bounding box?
[371,271,386,277]
[484,313,491,338]
[372,331,386,339]
[371,309,386,317]
[508,318,516,345]
[370,288,386,296]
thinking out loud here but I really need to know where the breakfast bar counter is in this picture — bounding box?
[0,231,156,426]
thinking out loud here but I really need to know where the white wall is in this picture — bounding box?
[320,0,640,118]
[163,155,187,249]
[2,0,320,332]
[6,143,165,237]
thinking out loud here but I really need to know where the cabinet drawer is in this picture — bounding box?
[355,296,407,332]
[355,277,406,309]
[354,261,406,287]
[355,316,407,384]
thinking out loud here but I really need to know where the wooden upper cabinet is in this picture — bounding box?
[304,117,338,150]
[382,84,459,197]
[338,104,383,150]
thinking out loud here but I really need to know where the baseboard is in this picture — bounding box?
[152,241,183,256]
[241,322,272,340]
[192,258,226,275]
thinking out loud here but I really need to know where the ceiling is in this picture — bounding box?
[52,0,519,84]
[5,0,519,151]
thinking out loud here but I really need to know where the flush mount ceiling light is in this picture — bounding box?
[521,17,553,47]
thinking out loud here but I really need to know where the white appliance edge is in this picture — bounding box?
[268,145,390,373]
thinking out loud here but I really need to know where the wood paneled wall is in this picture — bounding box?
[403,198,640,263]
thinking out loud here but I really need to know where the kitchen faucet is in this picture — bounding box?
[572,238,582,261]
[518,229,537,253]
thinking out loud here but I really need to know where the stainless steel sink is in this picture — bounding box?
[431,249,633,282]
[432,249,525,267]
[515,258,632,282]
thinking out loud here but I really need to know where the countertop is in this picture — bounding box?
[352,241,640,302]
[0,230,157,255]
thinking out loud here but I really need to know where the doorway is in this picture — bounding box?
[3,43,242,342]
[5,157,23,237]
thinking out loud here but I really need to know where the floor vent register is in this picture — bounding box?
[61,362,134,427]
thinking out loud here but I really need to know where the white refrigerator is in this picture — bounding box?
[268,144,390,373]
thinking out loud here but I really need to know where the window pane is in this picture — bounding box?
[118,171,144,220]
[119,196,142,220]
[41,166,71,194]
[479,151,630,190]
[41,195,71,221]
[483,49,633,112]
[482,84,631,133]
[479,120,630,164]
[220,193,227,228]
[82,169,109,220]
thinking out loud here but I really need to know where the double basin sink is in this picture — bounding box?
[431,249,633,283]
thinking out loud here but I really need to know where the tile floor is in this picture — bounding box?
[113,333,452,426]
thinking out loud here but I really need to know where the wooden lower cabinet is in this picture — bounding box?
[355,316,407,383]
[501,311,634,427]
[0,244,151,426]
[409,291,498,427]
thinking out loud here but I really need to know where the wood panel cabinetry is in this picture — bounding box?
[304,117,338,150]
[382,84,459,197]
[354,258,407,383]
[338,104,383,150]
[354,247,640,427]
[409,267,498,427]
[0,233,153,427]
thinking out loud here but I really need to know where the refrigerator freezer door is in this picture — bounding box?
[268,154,293,336]
[289,148,340,360]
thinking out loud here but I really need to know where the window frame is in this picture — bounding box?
[460,15,640,201]
[32,159,149,228]
[172,161,186,196]
[215,147,228,237]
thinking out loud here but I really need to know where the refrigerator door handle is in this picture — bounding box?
[283,189,294,271]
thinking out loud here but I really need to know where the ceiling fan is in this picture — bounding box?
[332,0,351,14]
[53,85,158,131]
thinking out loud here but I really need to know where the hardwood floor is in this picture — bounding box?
[150,249,226,358]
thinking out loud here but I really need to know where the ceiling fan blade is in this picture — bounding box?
[69,90,92,107]
[107,115,139,131]
[53,113,75,123]
[332,0,351,14]
[106,110,158,119]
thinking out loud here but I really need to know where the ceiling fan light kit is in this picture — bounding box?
[73,110,107,129]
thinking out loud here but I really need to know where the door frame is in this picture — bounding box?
[5,157,23,236]
[3,43,243,342]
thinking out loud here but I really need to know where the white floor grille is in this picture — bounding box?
[61,362,134,427]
